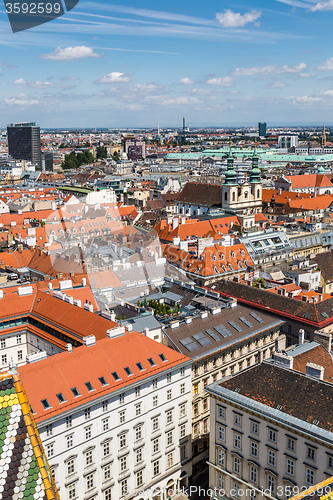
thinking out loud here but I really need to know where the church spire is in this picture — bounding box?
[224,138,237,185]
[249,138,261,184]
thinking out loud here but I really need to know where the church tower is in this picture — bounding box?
[222,141,238,209]
[248,141,262,213]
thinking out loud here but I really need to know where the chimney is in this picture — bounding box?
[26,351,47,364]
[274,352,294,369]
[299,329,305,345]
[181,217,186,225]
[74,299,81,308]
[66,343,73,352]
[313,330,332,352]
[83,335,96,346]
[48,282,53,291]
[172,218,179,230]
[107,326,126,339]
[144,327,149,336]
[278,188,282,196]
[82,277,87,287]
[306,362,324,380]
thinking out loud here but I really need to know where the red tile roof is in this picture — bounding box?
[18,332,190,422]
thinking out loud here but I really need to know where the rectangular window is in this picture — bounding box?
[218,425,225,442]
[250,466,257,483]
[136,448,142,464]
[153,379,157,389]
[250,441,258,457]
[153,395,158,407]
[85,426,92,440]
[46,424,53,437]
[306,468,314,485]
[180,403,186,418]
[181,444,186,461]
[103,442,110,457]
[85,450,93,466]
[66,416,72,428]
[218,406,225,419]
[251,422,259,434]
[120,456,127,472]
[86,473,94,490]
[268,449,276,467]
[234,433,241,449]
[167,452,173,468]
[1,354,7,365]
[152,417,159,431]
[17,350,23,361]
[153,459,160,476]
[328,456,333,469]
[180,423,186,439]
[136,470,143,487]
[267,475,275,492]
[217,448,225,466]
[307,447,315,460]
[46,443,54,458]
[103,400,108,412]
[119,434,126,449]
[153,438,159,453]
[167,389,172,401]
[167,430,173,446]
[193,402,199,417]
[287,437,295,452]
[66,434,73,449]
[180,383,185,394]
[136,426,142,441]
[287,458,294,476]
[102,418,109,432]
[234,414,242,426]
[135,403,142,416]
[121,479,128,496]
[180,367,185,377]
[0,339,6,349]
[104,465,111,481]
[268,429,276,442]
[16,335,22,344]
[218,474,224,489]
[135,386,140,397]
[167,372,172,383]
[166,410,173,425]
[119,410,125,424]
[67,459,75,475]
[119,393,124,404]
[193,383,198,395]
[234,457,240,474]
[85,408,91,420]
[68,484,76,500]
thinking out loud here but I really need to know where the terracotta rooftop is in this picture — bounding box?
[18,332,190,423]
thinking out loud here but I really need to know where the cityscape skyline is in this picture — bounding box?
[1,0,333,126]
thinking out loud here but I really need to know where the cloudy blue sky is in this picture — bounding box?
[0,0,333,127]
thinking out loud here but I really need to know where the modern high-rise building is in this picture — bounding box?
[41,150,54,172]
[258,122,267,137]
[124,135,146,161]
[7,122,41,168]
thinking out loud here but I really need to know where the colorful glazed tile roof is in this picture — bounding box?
[290,476,333,500]
[0,372,59,500]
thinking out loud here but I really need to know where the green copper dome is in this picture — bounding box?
[317,165,325,174]
[249,146,262,184]
[224,148,237,185]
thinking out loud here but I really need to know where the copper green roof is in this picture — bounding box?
[0,372,59,500]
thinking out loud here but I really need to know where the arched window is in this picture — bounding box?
[224,192,228,201]
[257,189,260,198]
[244,191,248,199]
[232,192,236,202]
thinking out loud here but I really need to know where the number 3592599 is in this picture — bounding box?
[5,2,62,14]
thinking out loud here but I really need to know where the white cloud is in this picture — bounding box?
[320,89,333,96]
[145,95,200,106]
[40,46,100,61]
[13,78,27,85]
[272,81,286,87]
[311,0,333,10]
[318,57,333,70]
[232,62,307,76]
[206,77,234,86]
[96,72,130,83]
[30,81,54,88]
[180,77,194,85]
[216,9,261,28]
[4,94,39,106]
